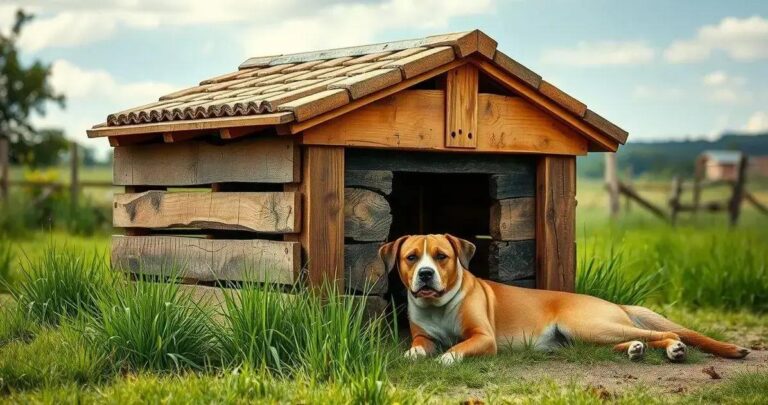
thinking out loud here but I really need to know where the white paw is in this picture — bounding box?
[438,351,463,366]
[627,341,645,361]
[404,346,427,360]
[667,341,687,362]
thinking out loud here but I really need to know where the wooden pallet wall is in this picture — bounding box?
[111,137,303,285]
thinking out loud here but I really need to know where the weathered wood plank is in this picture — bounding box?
[344,188,392,242]
[490,197,535,241]
[344,243,388,294]
[88,112,294,138]
[346,148,535,174]
[302,90,587,155]
[536,156,576,292]
[294,146,345,289]
[488,240,535,284]
[344,170,393,195]
[113,191,300,233]
[445,64,479,149]
[490,173,535,199]
[112,235,299,284]
[113,137,299,186]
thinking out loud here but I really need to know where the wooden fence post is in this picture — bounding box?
[604,153,620,218]
[70,142,79,209]
[692,156,704,214]
[669,176,682,225]
[0,137,8,202]
[729,154,748,227]
[624,165,633,212]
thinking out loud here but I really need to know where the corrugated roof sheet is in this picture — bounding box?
[96,30,628,145]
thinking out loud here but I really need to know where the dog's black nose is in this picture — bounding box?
[418,268,435,282]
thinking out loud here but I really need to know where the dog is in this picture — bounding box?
[379,234,751,365]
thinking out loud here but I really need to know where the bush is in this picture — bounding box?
[576,247,661,305]
[11,245,110,325]
[217,282,393,386]
[87,277,217,372]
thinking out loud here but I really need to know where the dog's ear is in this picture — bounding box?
[379,235,410,272]
[445,234,476,269]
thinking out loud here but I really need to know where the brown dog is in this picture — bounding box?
[380,234,750,365]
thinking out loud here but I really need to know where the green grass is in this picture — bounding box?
[576,247,661,305]
[0,238,13,293]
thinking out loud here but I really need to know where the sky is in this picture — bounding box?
[1,0,767,154]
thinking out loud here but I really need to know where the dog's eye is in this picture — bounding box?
[435,253,447,260]
[406,254,417,261]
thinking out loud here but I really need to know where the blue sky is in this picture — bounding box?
[2,0,767,153]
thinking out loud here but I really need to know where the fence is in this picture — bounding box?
[0,138,112,206]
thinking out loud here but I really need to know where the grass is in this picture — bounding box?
[0,238,13,292]
[576,247,661,305]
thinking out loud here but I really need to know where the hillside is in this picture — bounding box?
[578,133,768,178]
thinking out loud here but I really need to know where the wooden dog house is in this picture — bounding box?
[88,30,628,308]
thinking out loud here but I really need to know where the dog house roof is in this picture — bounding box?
[88,30,628,148]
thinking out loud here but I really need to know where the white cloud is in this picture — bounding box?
[664,15,768,63]
[632,85,683,101]
[541,41,655,67]
[241,0,496,56]
[701,70,748,104]
[744,111,768,133]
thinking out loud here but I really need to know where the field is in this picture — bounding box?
[1,176,767,404]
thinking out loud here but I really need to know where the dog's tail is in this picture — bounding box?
[621,305,750,359]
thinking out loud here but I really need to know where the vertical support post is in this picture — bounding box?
[692,156,705,214]
[0,137,8,202]
[729,154,748,227]
[295,146,344,290]
[70,142,79,209]
[445,64,479,149]
[536,156,576,292]
[669,176,682,225]
[604,153,619,218]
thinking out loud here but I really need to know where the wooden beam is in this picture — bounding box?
[302,90,587,155]
[345,188,392,242]
[287,59,469,134]
[344,170,393,195]
[162,131,207,143]
[113,137,299,186]
[472,59,620,152]
[490,197,536,241]
[488,240,535,285]
[113,191,301,233]
[344,243,388,294]
[535,156,576,292]
[111,235,300,284]
[87,112,295,139]
[346,148,535,174]
[489,172,535,199]
[295,146,345,289]
[445,64,479,149]
[219,127,265,140]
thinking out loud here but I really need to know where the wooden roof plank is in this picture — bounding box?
[383,46,455,79]
[584,110,629,144]
[278,89,350,122]
[328,68,402,100]
[88,112,295,138]
[539,80,587,117]
[492,51,542,89]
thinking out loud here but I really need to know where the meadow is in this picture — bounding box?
[0,177,766,403]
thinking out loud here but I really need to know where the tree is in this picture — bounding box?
[0,9,65,164]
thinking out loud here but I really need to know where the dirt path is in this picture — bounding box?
[517,349,768,397]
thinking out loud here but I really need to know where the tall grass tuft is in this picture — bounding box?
[576,247,661,305]
[217,282,394,389]
[0,237,13,292]
[87,276,217,372]
[11,245,110,325]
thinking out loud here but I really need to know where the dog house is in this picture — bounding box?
[88,30,628,310]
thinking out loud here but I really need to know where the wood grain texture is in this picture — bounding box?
[303,90,587,156]
[383,47,456,79]
[445,64,479,149]
[113,191,300,233]
[278,89,350,122]
[344,170,393,195]
[344,243,388,294]
[296,146,345,288]
[489,172,535,199]
[583,109,629,144]
[492,51,542,89]
[536,156,576,292]
[346,148,535,174]
[113,137,299,186]
[328,69,402,100]
[488,240,535,285]
[344,188,392,241]
[538,80,587,117]
[112,235,299,284]
[490,197,535,241]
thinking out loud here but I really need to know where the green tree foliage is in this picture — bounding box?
[0,9,66,165]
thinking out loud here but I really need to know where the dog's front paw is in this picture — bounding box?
[627,341,645,361]
[404,346,427,360]
[437,351,463,366]
[666,341,687,362]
